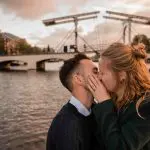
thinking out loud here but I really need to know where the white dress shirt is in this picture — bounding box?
[69,96,91,116]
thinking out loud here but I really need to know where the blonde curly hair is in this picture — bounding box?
[101,42,150,111]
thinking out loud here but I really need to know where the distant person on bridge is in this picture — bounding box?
[46,53,99,150]
[87,42,150,150]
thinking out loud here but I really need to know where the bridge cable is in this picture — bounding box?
[78,34,99,55]
[54,26,74,52]
[57,30,74,52]
[55,27,74,52]
[94,15,101,51]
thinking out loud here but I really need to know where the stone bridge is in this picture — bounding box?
[0,51,99,70]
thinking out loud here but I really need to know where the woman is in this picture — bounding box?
[87,43,150,150]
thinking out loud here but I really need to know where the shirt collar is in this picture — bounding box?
[69,96,91,116]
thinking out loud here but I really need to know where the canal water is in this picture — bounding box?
[0,70,70,150]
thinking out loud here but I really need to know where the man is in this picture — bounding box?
[46,53,98,150]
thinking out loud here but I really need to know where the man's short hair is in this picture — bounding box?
[59,53,90,92]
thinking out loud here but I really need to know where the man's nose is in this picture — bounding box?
[98,73,102,80]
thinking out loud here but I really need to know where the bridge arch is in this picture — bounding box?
[36,58,64,71]
[0,51,99,70]
[0,60,28,71]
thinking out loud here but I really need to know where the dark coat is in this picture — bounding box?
[92,97,150,150]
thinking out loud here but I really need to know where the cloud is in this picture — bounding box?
[37,28,74,48]
[37,21,124,49]
[60,0,89,6]
[129,0,150,5]
[136,9,150,17]
[68,6,79,14]
[0,0,55,20]
[37,26,84,47]
[82,21,125,45]
[29,33,41,40]
[2,0,149,48]
[1,0,149,20]
[0,0,120,20]
[0,0,91,20]
[122,0,150,10]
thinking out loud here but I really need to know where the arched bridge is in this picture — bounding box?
[0,51,100,70]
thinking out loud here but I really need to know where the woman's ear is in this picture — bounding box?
[119,71,126,84]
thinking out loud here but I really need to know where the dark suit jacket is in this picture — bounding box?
[46,102,95,150]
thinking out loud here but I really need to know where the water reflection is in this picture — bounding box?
[0,71,70,150]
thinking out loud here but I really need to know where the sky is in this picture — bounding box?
[0,0,150,50]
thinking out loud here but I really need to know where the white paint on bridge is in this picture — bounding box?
[0,52,98,70]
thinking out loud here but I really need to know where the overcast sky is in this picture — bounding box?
[0,0,150,49]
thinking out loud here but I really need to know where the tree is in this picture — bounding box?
[16,39,33,54]
[0,33,6,55]
[47,44,55,53]
[47,45,50,53]
[16,39,54,55]
[132,34,150,53]
[31,46,43,54]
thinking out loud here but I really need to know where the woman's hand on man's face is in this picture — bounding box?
[87,75,111,103]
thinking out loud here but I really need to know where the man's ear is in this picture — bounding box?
[73,74,83,85]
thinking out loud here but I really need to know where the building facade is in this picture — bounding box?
[0,31,24,55]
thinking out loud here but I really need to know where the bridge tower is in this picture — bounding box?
[42,11,100,52]
[103,11,150,43]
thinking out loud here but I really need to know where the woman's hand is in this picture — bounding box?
[87,75,111,103]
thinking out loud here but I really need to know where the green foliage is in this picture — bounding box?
[16,40,43,55]
[0,34,5,51]
[132,34,150,53]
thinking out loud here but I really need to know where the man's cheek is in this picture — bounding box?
[84,77,89,88]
